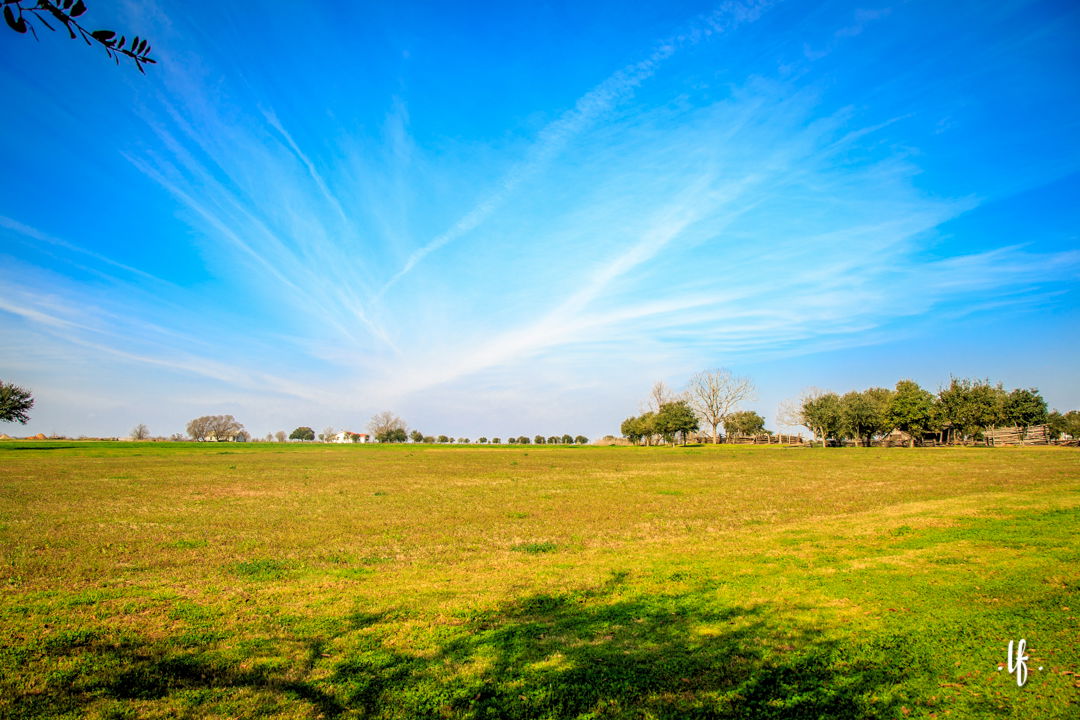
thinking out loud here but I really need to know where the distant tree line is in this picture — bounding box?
[160,409,589,445]
[781,378,1072,448]
[396,434,589,445]
[620,370,1078,448]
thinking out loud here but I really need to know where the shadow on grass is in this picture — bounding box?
[5,635,349,719]
[331,589,906,719]
[5,445,81,451]
[6,584,906,719]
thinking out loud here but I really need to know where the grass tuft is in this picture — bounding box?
[229,559,289,580]
[511,541,558,554]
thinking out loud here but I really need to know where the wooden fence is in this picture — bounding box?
[692,433,805,445]
[983,424,1050,447]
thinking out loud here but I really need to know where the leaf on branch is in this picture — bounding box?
[62,0,74,10]
[42,3,75,37]
[4,6,28,33]
[71,0,87,18]
[91,29,115,43]
[117,35,125,49]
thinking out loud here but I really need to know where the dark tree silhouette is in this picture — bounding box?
[289,426,315,442]
[0,380,34,424]
[3,0,156,72]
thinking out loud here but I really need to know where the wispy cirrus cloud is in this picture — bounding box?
[376,0,776,297]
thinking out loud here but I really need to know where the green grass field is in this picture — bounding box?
[1,442,1077,719]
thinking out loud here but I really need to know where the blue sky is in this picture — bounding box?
[1,0,1078,439]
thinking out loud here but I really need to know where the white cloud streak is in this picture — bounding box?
[376,0,776,296]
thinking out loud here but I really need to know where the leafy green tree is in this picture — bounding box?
[1003,388,1048,431]
[0,380,34,424]
[723,410,765,437]
[561,433,573,445]
[654,400,699,446]
[886,380,937,447]
[936,378,1005,442]
[518,436,531,445]
[491,437,501,444]
[1047,411,1066,440]
[290,426,315,442]
[548,436,559,445]
[423,436,435,443]
[377,427,408,443]
[574,435,588,445]
[841,388,892,446]
[534,435,545,445]
[409,430,424,443]
[1061,410,1080,439]
[3,0,157,72]
[801,392,844,447]
[621,416,645,445]
[437,435,449,443]
[630,412,659,446]
[478,437,488,444]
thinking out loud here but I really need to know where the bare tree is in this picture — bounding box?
[130,423,150,440]
[778,388,826,447]
[367,411,405,440]
[274,430,287,443]
[186,416,212,441]
[646,380,675,413]
[319,426,336,443]
[686,369,755,443]
[186,414,244,441]
[775,397,805,431]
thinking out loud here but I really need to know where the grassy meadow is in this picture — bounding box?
[0,441,1077,719]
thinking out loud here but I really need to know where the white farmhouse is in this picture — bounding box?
[332,431,368,443]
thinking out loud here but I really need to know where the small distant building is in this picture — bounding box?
[204,432,246,442]
[332,431,368,444]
